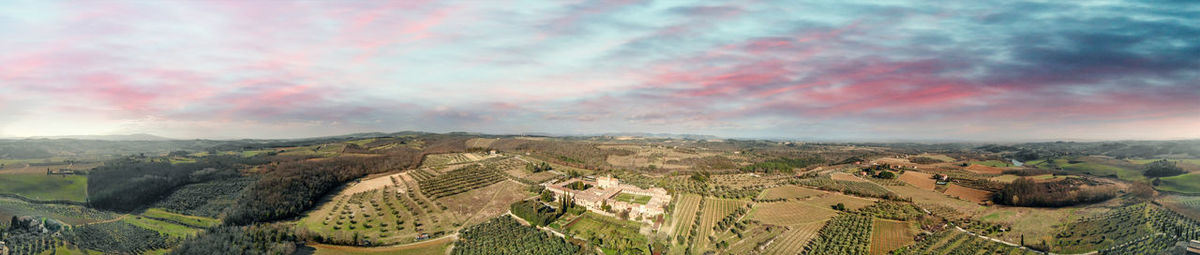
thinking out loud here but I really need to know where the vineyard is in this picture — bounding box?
[869,219,915,254]
[414,164,505,199]
[801,213,873,255]
[692,197,748,252]
[669,193,702,255]
[452,216,580,255]
[762,220,825,254]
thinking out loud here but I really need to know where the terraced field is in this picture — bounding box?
[763,220,826,254]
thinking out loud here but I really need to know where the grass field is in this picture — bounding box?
[123,215,202,238]
[758,185,824,201]
[614,192,652,204]
[143,208,221,228]
[970,160,1012,167]
[309,237,453,255]
[762,220,825,255]
[870,219,915,255]
[1157,172,1200,194]
[0,174,87,202]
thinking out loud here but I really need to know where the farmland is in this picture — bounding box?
[668,193,702,254]
[762,220,826,254]
[870,219,915,254]
[0,174,87,202]
[1156,172,1200,194]
[0,134,1198,255]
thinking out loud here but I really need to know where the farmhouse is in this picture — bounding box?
[545,176,670,222]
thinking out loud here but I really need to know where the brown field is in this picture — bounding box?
[437,180,530,226]
[762,220,826,255]
[870,219,916,255]
[965,164,1005,174]
[831,172,869,182]
[758,185,824,201]
[914,153,956,162]
[943,184,992,203]
[898,171,936,190]
[464,138,498,148]
[309,236,454,255]
[806,192,876,210]
[750,201,837,226]
[887,185,984,220]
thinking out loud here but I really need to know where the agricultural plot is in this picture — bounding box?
[1157,172,1200,194]
[758,185,824,201]
[301,179,451,246]
[1159,195,1200,221]
[724,222,787,254]
[122,215,202,239]
[564,212,647,254]
[311,237,453,255]
[64,220,177,254]
[0,174,87,202]
[762,220,825,255]
[751,200,837,226]
[887,185,984,220]
[805,192,877,211]
[152,177,254,218]
[415,165,505,199]
[301,167,523,246]
[691,197,748,252]
[942,184,992,203]
[869,219,915,255]
[1054,203,1200,254]
[669,193,702,254]
[0,197,116,225]
[897,230,1034,255]
[142,208,221,228]
[898,171,936,190]
[802,213,873,255]
[422,153,474,168]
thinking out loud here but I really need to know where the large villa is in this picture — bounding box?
[545,176,671,222]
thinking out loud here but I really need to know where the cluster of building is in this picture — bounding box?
[545,176,670,222]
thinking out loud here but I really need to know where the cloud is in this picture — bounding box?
[0,0,1196,140]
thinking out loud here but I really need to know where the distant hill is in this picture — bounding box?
[17,133,174,141]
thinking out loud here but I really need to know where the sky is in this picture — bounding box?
[0,0,1197,141]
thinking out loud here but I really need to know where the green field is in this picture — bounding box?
[969,160,1012,167]
[1030,158,1144,181]
[123,215,202,238]
[1157,173,1200,194]
[0,174,88,202]
[143,208,221,228]
[614,192,652,205]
